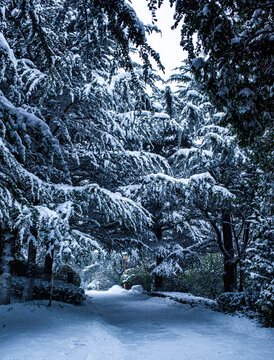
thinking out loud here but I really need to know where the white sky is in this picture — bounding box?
[130,0,187,79]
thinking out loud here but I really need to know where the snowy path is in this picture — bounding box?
[89,288,274,360]
[0,287,273,360]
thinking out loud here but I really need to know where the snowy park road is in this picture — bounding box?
[89,287,274,360]
[0,286,273,360]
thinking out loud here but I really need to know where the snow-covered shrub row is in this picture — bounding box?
[150,292,218,311]
[217,287,273,326]
[10,261,82,288]
[12,277,85,305]
[216,290,274,327]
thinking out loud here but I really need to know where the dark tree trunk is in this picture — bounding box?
[222,210,236,292]
[0,232,15,305]
[43,244,54,283]
[238,266,245,293]
[165,86,173,117]
[154,216,164,291]
[43,243,54,306]
[22,232,37,302]
[154,255,164,291]
[238,223,250,292]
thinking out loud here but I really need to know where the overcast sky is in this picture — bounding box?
[130,0,187,79]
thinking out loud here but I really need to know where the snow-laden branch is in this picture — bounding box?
[0,95,61,153]
[0,32,17,67]
[140,171,235,206]
[0,139,151,233]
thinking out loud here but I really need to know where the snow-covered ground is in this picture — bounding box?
[0,286,273,360]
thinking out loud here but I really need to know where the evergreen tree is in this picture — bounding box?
[150,0,273,144]
[0,0,159,303]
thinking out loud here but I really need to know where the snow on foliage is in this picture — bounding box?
[0,32,17,66]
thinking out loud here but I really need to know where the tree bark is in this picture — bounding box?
[43,244,54,283]
[43,243,54,306]
[222,210,236,292]
[154,216,164,291]
[0,233,14,305]
[238,223,250,292]
[154,255,164,291]
[22,232,37,302]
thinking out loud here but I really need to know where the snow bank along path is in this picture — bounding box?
[0,286,273,360]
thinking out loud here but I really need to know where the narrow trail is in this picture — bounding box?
[0,287,273,360]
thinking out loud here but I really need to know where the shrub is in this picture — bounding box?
[161,253,223,299]
[244,226,274,326]
[185,253,224,299]
[160,275,190,293]
[255,280,274,326]
[12,277,85,305]
[217,292,246,313]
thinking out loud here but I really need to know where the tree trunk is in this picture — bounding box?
[222,210,236,292]
[154,216,164,291]
[43,244,54,283]
[0,233,14,305]
[239,223,250,292]
[43,243,54,306]
[22,233,37,302]
[154,255,163,291]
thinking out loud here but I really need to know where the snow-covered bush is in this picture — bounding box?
[217,292,246,313]
[256,280,274,326]
[12,277,85,305]
[244,223,274,325]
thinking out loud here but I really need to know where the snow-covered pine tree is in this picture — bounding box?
[124,62,255,293]
[114,72,211,289]
[244,218,274,325]
[151,0,273,144]
[171,70,246,292]
[145,1,273,316]
[0,0,162,303]
[243,144,274,324]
